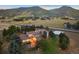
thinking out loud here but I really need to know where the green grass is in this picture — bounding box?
[40,37,58,54]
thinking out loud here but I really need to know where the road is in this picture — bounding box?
[49,27,79,33]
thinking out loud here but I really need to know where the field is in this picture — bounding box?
[0,18,78,30]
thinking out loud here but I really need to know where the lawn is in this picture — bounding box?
[39,37,59,54]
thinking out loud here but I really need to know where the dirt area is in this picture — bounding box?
[59,32,79,54]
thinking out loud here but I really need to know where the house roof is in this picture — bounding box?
[19,34,28,40]
[53,31,64,35]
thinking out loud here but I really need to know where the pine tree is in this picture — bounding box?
[9,34,22,54]
[59,33,70,50]
[49,30,55,38]
[0,40,3,53]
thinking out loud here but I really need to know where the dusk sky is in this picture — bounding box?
[0,5,79,10]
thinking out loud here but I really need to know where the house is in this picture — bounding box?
[22,34,37,48]
[18,33,28,40]
[53,31,64,35]
[64,22,72,29]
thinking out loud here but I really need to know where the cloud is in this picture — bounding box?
[39,5,61,10]
[0,5,33,9]
[0,5,79,10]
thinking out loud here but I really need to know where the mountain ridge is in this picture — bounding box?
[0,6,79,19]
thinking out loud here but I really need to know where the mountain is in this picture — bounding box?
[17,6,49,17]
[0,6,79,19]
[50,6,79,19]
[0,6,49,18]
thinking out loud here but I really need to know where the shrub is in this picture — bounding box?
[49,30,56,38]
[39,37,58,54]
[59,33,70,50]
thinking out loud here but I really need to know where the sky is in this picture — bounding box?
[0,5,79,10]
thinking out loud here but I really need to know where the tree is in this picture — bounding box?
[16,27,21,32]
[65,22,71,29]
[49,30,56,38]
[9,34,22,54]
[8,25,17,36]
[0,40,3,53]
[45,26,49,30]
[2,29,8,37]
[73,21,79,30]
[21,25,35,33]
[2,26,21,42]
[3,25,21,37]
[42,31,47,39]
[40,25,44,29]
[59,33,70,50]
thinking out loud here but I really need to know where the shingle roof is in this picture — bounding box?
[19,34,28,40]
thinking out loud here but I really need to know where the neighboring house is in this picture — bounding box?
[53,31,64,36]
[64,22,72,29]
[64,23,68,29]
[19,33,28,40]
